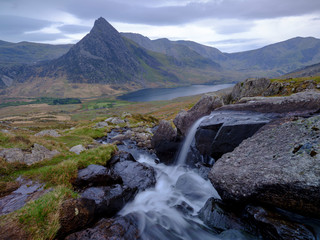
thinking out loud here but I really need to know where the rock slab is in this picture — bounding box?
[209,115,320,218]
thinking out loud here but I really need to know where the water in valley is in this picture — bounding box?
[118,84,234,102]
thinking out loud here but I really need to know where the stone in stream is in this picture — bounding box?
[209,115,320,218]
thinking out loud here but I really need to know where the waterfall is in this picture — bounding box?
[176,115,208,165]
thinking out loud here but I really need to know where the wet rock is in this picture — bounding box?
[173,94,223,136]
[195,110,274,160]
[0,178,49,215]
[69,144,86,155]
[198,198,248,233]
[199,198,316,240]
[0,144,60,165]
[35,129,61,137]
[112,157,156,191]
[81,185,137,218]
[219,90,320,115]
[209,115,320,218]
[106,151,135,167]
[65,215,139,240]
[231,78,271,101]
[73,164,122,189]
[58,198,96,237]
[245,205,316,240]
[151,120,179,164]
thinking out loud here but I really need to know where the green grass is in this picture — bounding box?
[81,98,132,111]
[0,186,77,240]
[22,144,116,187]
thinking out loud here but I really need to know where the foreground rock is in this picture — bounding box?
[209,115,320,218]
[69,144,86,155]
[0,144,60,165]
[65,215,139,240]
[219,90,320,115]
[173,94,223,136]
[151,120,179,164]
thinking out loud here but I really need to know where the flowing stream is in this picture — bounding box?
[116,116,254,239]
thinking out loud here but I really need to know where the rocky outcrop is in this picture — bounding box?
[65,215,139,240]
[231,78,271,101]
[0,144,60,165]
[219,90,320,115]
[173,94,223,136]
[151,120,179,163]
[35,129,61,137]
[195,110,275,160]
[209,115,320,218]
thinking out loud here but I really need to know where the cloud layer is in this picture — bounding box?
[0,0,319,52]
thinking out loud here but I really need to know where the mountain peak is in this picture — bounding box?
[90,17,118,37]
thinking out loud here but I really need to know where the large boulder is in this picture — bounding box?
[151,120,179,164]
[209,115,320,218]
[173,95,223,136]
[195,110,275,160]
[65,215,139,240]
[219,90,320,115]
[35,129,61,137]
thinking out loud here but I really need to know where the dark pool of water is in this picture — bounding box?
[118,84,234,102]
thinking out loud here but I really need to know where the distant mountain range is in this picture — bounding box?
[0,17,320,98]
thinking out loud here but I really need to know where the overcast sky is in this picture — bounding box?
[1,0,320,52]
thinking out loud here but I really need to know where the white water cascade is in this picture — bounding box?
[176,115,208,165]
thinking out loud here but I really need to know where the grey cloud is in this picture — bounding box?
[213,22,254,35]
[58,24,91,34]
[62,0,320,26]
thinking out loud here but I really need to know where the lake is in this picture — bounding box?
[118,84,234,102]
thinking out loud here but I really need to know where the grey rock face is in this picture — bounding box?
[173,94,223,136]
[69,144,86,155]
[231,78,271,101]
[209,115,320,217]
[219,90,320,114]
[0,144,60,165]
[35,129,61,137]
